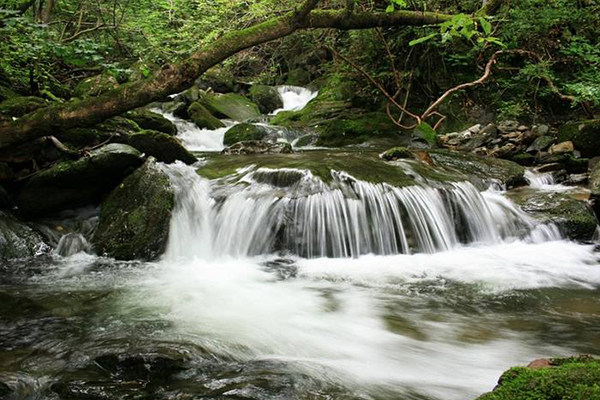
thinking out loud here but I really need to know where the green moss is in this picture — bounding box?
[0,96,47,118]
[73,73,119,98]
[286,67,310,86]
[477,355,600,400]
[93,158,174,261]
[223,123,268,145]
[558,120,600,158]
[128,130,197,164]
[199,92,260,121]
[382,147,414,161]
[188,101,225,130]
[249,85,283,114]
[126,109,177,135]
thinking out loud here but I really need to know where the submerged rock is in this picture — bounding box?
[128,130,197,164]
[92,158,174,260]
[188,101,225,130]
[477,355,600,400]
[0,211,47,258]
[512,190,597,241]
[249,85,283,114]
[126,109,177,135]
[222,141,293,155]
[17,144,143,217]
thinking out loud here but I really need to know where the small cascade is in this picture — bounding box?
[273,86,318,114]
[54,233,91,257]
[163,163,560,260]
[525,170,574,191]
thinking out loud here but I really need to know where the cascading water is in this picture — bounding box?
[524,169,574,191]
[273,85,318,114]
[162,163,559,260]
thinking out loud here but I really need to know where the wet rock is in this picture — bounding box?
[188,101,225,130]
[0,184,10,209]
[224,123,270,146]
[73,73,119,98]
[57,116,141,148]
[558,119,600,158]
[128,130,197,164]
[164,100,189,119]
[490,143,518,158]
[565,173,588,185]
[249,85,283,114]
[515,191,597,241]
[0,381,11,397]
[0,96,47,118]
[92,158,174,260]
[94,353,185,383]
[549,141,574,154]
[0,210,47,258]
[497,120,519,134]
[17,144,143,217]
[510,153,535,166]
[477,355,600,400]
[200,92,260,121]
[535,163,564,173]
[222,141,293,155]
[294,134,318,147]
[126,109,177,135]
[381,147,414,161]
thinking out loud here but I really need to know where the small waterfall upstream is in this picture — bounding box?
[163,163,559,260]
[273,85,318,114]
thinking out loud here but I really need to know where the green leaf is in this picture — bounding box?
[479,17,492,35]
[385,4,394,13]
[409,33,437,46]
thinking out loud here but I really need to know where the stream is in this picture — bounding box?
[1,86,599,400]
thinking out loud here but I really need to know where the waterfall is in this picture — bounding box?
[162,163,559,261]
[273,86,318,114]
[524,170,574,191]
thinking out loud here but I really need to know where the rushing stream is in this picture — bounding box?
[1,86,600,400]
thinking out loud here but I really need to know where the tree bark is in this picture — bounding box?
[0,7,451,149]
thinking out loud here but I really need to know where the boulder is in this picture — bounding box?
[558,119,600,158]
[248,85,283,114]
[188,102,225,130]
[549,141,574,154]
[477,355,600,400]
[17,144,143,217]
[199,92,260,121]
[222,141,293,155]
[527,136,555,153]
[126,109,177,135]
[0,96,47,118]
[0,211,47,259]
[497,120,520,134]
[223,123,269,146]
[515,191,597,241]
[92,158,174,260]
[73,73,119,98]
[381,147,414,161]
[127,130,197,165]
[195,67,238,93]
[57,116,141,147]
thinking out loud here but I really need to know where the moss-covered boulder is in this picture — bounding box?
[223,123,269,146]
[249,85,283,114]
[17,144,143,217]
[0,211,47,259]
[188,102,225,130]
[0,96,47,118]
[199,92,260,121]
[92,158,174,261]
[128,130,196,164]
[511,190,597,241]
[73,73,119,98]
[558,120,600,158]
[382,147,414,161]
[477,355,600,400]
[126,109,177,135]
[57,116,141,147]
[196,67,238,93]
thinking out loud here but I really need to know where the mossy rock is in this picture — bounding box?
[16,144,143,217]
[126,109,177,135]
[196,67,238,93]
[428,149,527,189]
[249,85,283,114]
[558,120,600,158]
[0,96,47,118]
[477,355,600,400]
[382,147,414,161]
[0,210,47,259]
[92,158,174,261]
[510,190,597,241]
[294,134,318,147]
[223,123,269,146]
[223,141,293,155]
[128,130,197,165]
[57,116,141,147]
[199,92,260,121]
[73,73,119,98]
[188,102,225,130]
[0,85,18,102]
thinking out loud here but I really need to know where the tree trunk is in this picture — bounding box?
[0,7,451,149]
[41,0,55,23]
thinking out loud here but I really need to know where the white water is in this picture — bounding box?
[272,85,318,114]
[525,170,574,192]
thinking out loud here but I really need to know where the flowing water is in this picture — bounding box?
[1,87,600,399]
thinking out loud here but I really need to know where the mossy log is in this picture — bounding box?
[0,2,453,149]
